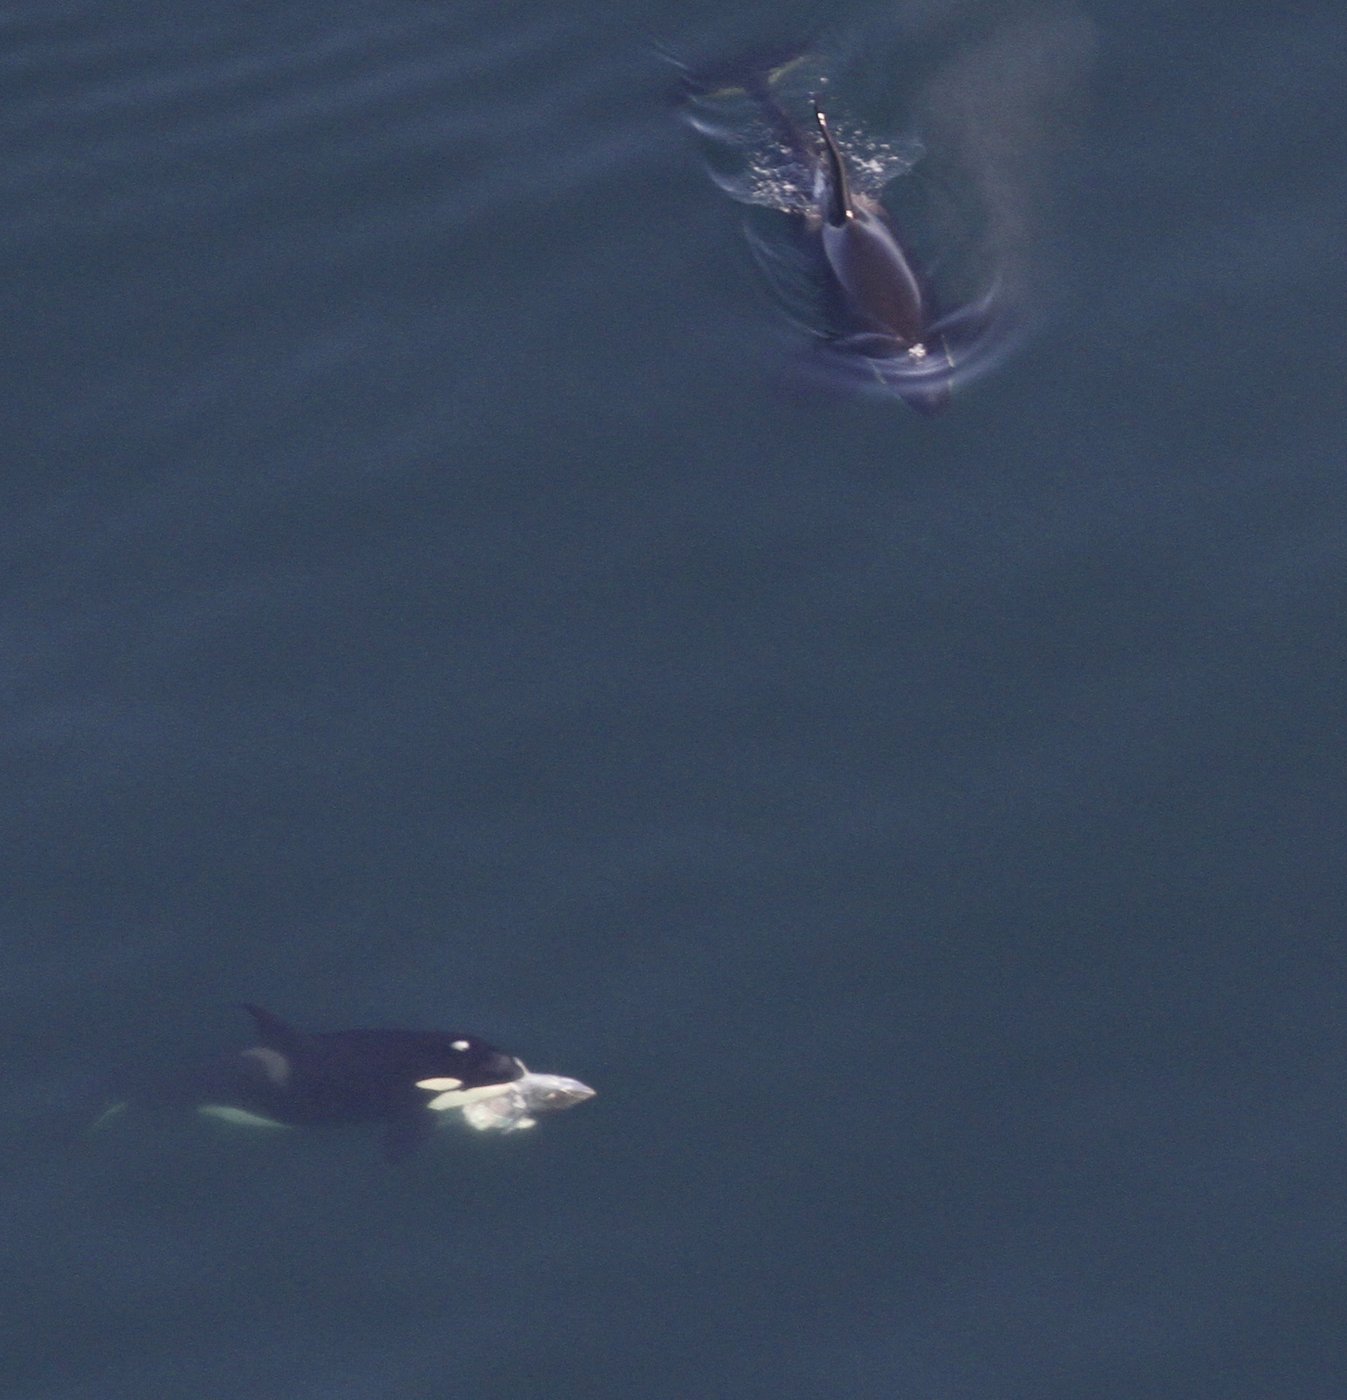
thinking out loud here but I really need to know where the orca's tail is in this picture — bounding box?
[667,46,816,103]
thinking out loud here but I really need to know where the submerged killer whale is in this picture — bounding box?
[122,1006,538,1162]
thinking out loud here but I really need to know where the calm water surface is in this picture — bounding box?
[4,0,1346,1396]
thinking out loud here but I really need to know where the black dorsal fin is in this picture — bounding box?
[242,1005,307,1055]
[812,99,853,226]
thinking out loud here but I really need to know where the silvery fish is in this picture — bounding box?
[417,1068,596,1133]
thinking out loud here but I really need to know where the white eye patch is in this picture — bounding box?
[415,1079,515,1111]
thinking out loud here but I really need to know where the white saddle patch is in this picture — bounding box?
[240,1046,292,1085]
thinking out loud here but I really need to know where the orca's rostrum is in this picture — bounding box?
[102,1005,594,1162]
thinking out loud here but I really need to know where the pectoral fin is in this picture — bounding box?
[88,1101,128,1133]
[197,1104,293,1129]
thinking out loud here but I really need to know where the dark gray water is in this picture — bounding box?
[5,0,1346,1396]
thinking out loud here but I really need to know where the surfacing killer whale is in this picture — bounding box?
[807,98,953,414]
[104,1006,593,1162]
[677,53,1010,414]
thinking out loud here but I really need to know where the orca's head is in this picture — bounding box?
[434,1035,523,1088]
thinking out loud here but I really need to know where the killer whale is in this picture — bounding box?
[676,51,1010,414]
[156,1005,528,1162]
[807,99,952,413]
